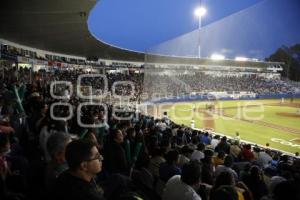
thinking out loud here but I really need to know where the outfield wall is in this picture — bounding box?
[147,93,300,104]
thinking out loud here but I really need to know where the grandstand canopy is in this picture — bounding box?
[0,0,144,61]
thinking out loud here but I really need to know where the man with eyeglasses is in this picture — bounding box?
[52,139,105,200]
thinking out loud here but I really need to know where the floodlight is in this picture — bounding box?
[211,54,225,60]
[235,57,248,61]
[194,7,207,17]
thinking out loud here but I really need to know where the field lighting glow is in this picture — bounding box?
[211,54,225,60]
[194,7,207,17]
[235,57,249,61]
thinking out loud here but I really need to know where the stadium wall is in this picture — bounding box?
[147,93,300,104]
[193,128,295,157]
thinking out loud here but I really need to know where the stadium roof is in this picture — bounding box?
[0,0,144,61]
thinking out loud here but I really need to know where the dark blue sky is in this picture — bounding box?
[88,0,300,59]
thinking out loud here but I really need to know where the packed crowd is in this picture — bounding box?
[0,67,143,102]
[0,67,299,200]
[51,70,143,101]
[144,72,300,98]
[1,44,86,65]
[1,44,141,68]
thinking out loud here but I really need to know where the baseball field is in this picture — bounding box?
[156,98,300,154]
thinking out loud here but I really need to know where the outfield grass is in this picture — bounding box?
[168,104,203,128]
[165,99,300,154]
[224,105,300,130]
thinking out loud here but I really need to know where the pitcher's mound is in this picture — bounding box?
[277,112,300,118]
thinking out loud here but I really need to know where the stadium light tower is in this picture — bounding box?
[194,6,206,58]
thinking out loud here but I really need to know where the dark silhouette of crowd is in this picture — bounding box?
[0,66,299,200]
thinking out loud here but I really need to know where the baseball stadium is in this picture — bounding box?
[1,0,300,200]
[151,98,300,153]
[141,60,300,155]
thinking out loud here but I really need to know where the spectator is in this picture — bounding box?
[148,147,166,179]
[210,135,220,150]
[83,131,100,150]
[267,175,286,196]
[215,136,230,155]
[271,180,299,200]
[256,149,272,169]
[213,151,225,167]
[242,166,268,200]
[131,153,155,199]
[45,132,71,192]
[201,149,215,185]
[0,133,11,179]
[178,146,193,168]
[277,155,292,174]
[191,143,205,162]
[210,185,238,200]
[159,150,181,182]
[104,129,128,175]
[0,133,11,199]
[234,132,241,145]
[242,144,254,162]
[201,132,211,146]
[189,133,199,150]
[1,55,300,200]
[52,139,104,200]
[215,155,238,181]
[162,161,202,200]
[210,171,248,200]
[39,120,67,162]
[0,125,15,134]
[230,140,242,161]
[268,154,280,172]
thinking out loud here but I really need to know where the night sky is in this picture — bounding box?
[88,0,300,59]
